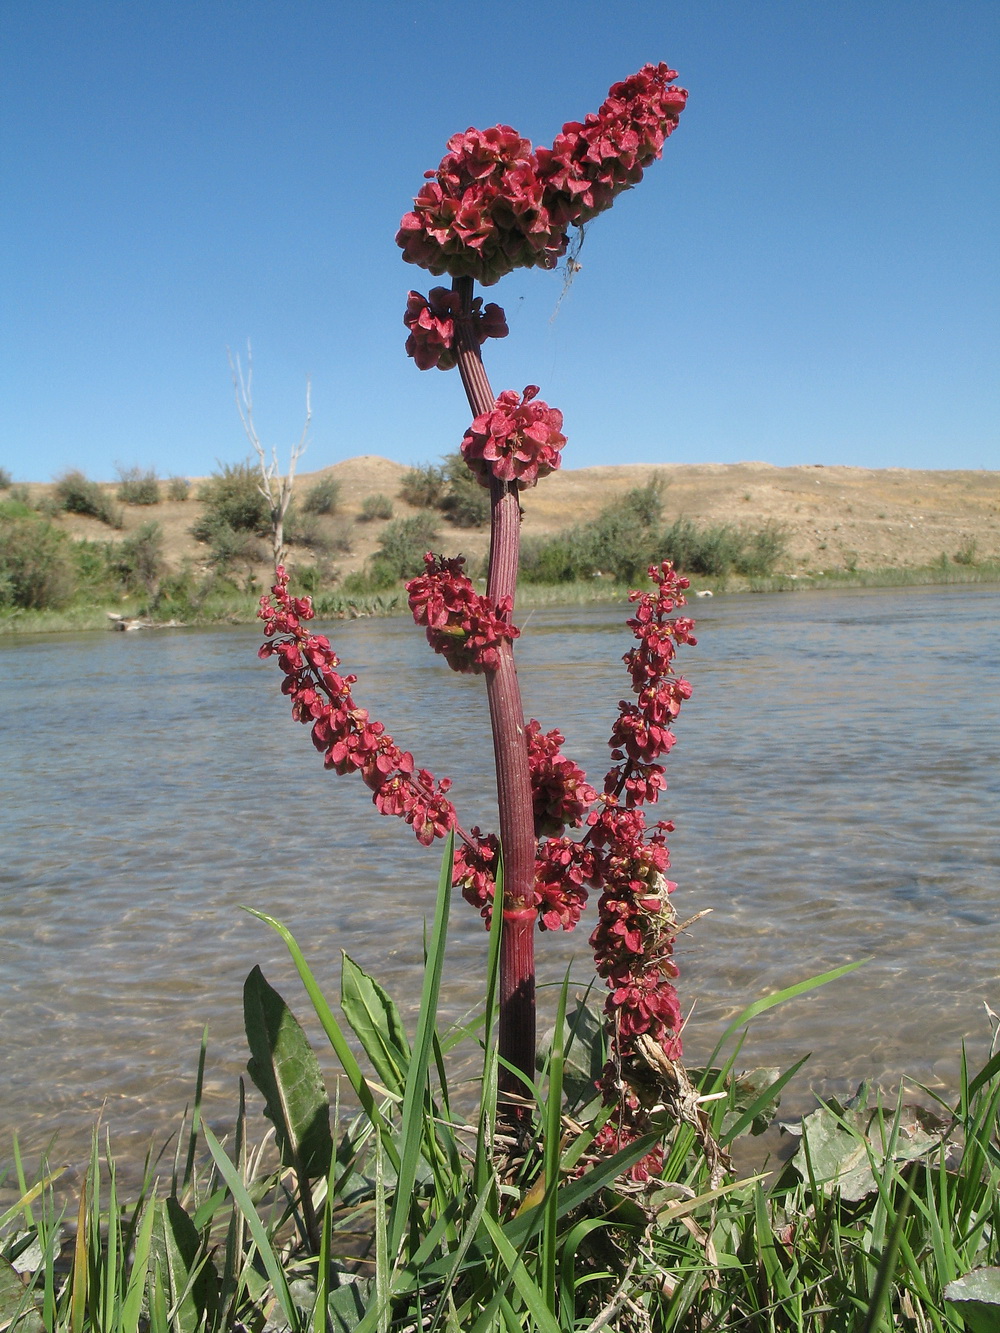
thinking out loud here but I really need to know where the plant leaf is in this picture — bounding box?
[340,953,411,1095]
[944,1268,1000,1333]
[0,1256,44,1333]
[244,964,334,1179]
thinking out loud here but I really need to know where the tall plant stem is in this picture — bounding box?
[452,274,537,1107]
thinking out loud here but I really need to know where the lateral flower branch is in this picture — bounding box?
[259,62,692,1163]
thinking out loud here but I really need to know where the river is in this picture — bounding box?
[0,583,997,1181]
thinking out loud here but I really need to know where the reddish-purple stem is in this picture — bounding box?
[452,274,537,1105]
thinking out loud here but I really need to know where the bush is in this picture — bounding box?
[166,475,191,501]
[108,521,164,593]
[0,514,78,609]
[301,475,341,515]
[54,470,124,528]
[399,462,446,508]
[658,516,743,576]
[359,492,394,522]
[193,461,268,536]
[954,537,979,566]
[116,465,160,505]
[203,524,268,571]
[440,453,490,528]
[0,467,11,489]
[368,511,440,583]
[733,521,787,576]
[520,482,666,584]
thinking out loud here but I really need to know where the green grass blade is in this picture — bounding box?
[540,972,570,1312]
[719,1054,811,1146]
[121,1195,158,1333]
[387,831,455,1260]
[705,960,866,1070]
[243,906,400,1171]
[182,1025,209,1191]
[479,1211,561,1333]
[202,1123,300,1332]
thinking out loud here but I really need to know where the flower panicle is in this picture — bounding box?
[396,64,687,287]
[258,568,456,846]
[404,287,508,372]
[461,385,566,490]
[406,553,519,674]
[583,561,694,1176]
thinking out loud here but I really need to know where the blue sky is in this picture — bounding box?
[1,1,997,481]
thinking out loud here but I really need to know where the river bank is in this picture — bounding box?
[2,459,997,635]
[1,558,997,636]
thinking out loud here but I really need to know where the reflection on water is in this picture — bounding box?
[1,584,997,1180]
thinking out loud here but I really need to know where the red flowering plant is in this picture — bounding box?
[260,64,696,1171]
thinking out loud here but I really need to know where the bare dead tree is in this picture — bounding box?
[228,342,311,569]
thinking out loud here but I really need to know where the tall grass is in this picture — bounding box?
[3,846,995,1330]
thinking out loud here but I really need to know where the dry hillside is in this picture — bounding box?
[16,459,1000,586]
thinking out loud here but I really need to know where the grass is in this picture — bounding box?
[2,561,998,636]
[2,845,997,1331]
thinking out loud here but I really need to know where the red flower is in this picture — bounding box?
[258,568,456,847]
[404,288,508,371]
[396,67,686,285]
[461,386,566,489]
[525,719,598,836]
[406,553,519,674]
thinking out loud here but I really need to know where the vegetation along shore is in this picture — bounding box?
[1,457,997,634]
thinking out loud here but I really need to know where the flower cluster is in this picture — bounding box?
[461,385,566,489]
[397,66,687,286]
[396,124,568,285]
[403,287,508,371]
[258,568,456,846]
[525,719,598,837]
[585,562,695,1174]
[406,553,519,674]
[453,827,501,923]
[536,63,689,227]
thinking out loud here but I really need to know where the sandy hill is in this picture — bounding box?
[15,459,1000,582]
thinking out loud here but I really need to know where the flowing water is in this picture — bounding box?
[1,584,997,1182]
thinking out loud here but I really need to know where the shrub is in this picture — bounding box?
[0,514,78,609]
[301,474,341,515]
[116,465,161,505]
[108,521,164,593]
[0,467,11,489]
[53,470,124,528]
[399,462,446,508]
[370,511,440,582]
[6,484,30,504]
[954,537,979,566]
[166,475,191,501]
[203,523,268,571]
[733,521,787,576]
[193,461,268,536]
[520,483,665,584]
[440,452,490,527]
[359,492,394,522]
[620,476,667,528]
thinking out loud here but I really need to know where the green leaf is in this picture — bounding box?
[202,1123,301,1333]
[244,964,334,1179]
[792,1090,942,1200]
[0,1256,44,1333]
[154,1196,219,1333]
[387,832,454,1259]
[327,1279,370,1331]
[719,1057,809,1146]
[341,953,411,1095]
[944,1268,1000,1333]
[705,959,867,1071]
